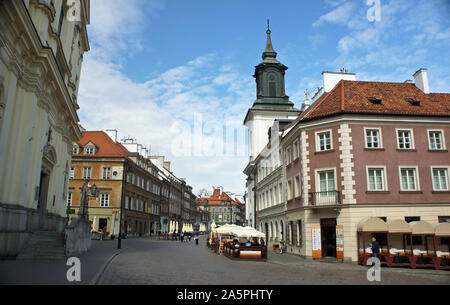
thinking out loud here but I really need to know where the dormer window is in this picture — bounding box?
[368,97,382,104]
[85,147,95,155]
[72,145,79,154]
[406,98,420,106]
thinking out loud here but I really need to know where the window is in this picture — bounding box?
[397,129,414,149]
[405,216,420,223]
[285,147,292,164]
[432,167,449,191]
[102,167,111,180]
[428,130,445,150]
[70,167,74,179]
[82,167,91,179]
[365,128,382,148]
[318,170,335,192]
[67,192,72,207]
[125,196,130,209]
[269,81,276,96]
[317,131,332,152]
[294,175,301,198]
[367,167,387,191]
[85,147,95,155]
[72,146,79,154]
[293,140,299,160]
[287,180,293,201]
[100,193,110,207]
[297,220,302,247]
[438,216,450,223]
[399,167,419,191]
[274,185,278,204]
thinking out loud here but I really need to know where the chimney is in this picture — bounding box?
[105,129,118,142]
[413,68,429,94]
[322,70,356,93]
[163,161,171,171]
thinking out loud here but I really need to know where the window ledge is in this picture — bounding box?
[315,149,335,155]
[399,191,422,194]
[432,190,450,194]
[428,149,448,153]
[396,149,417,152]
[366,191,390,194]
[364,148,385,151]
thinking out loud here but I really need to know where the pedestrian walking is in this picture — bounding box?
[371,236,380,259]
[194,234,199,246]
[180,232,184,242]
[188,234,192,242]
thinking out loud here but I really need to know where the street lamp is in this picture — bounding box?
[118,161,131,249]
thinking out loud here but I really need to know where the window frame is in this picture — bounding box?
[315,167,337,193]
[82,167,91,179]
[100,193,110,207]
[364,127,383,149]
[427,129,446,151]
[102,167,111,180]
[430,166,450,191]
[398,166,420,192]
[396,128,415,150]
[366,166,388,191]
[315,129,333,152]
[294,174,301,198]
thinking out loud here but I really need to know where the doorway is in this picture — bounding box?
[321,218,337,258]
[37,170,50,229]
[99,218,108,232]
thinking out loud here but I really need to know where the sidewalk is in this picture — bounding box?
[0,239,126,285]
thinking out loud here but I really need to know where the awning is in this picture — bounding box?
[357,217,388,232]
[387,219,412,233]
[410,221,435,235]
[435,222,450,237]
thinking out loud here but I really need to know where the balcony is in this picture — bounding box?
[308,191,341,207]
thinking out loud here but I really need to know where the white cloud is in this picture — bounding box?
[79,0,252,195]
[312,2,355,27]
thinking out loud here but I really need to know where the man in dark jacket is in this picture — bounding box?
[371,237,380,258]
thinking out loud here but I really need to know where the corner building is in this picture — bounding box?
[281,69,450,262]
[0,0,90,257]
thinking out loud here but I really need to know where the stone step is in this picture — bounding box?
[16,231,67,261]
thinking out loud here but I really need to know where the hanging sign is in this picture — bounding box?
[312,225,322,259]
[336,225,344,260]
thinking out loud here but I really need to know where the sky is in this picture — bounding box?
[77,0,450,196]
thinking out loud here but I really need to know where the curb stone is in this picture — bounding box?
[89,247,128,285]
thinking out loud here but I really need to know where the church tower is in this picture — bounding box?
[244,24,300,161]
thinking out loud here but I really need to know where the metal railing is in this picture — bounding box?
[308,191,341,206]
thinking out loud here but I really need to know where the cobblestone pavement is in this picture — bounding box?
[99,236,450,285]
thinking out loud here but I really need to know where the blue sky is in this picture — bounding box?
[78,0,450,196]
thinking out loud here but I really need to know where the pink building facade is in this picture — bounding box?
[271,72,450,263]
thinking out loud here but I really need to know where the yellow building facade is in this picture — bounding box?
[0,0,90,258]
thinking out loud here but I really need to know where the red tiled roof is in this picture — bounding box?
[197,189,240,206]
[303,80,450,121]
[73,131,130,157]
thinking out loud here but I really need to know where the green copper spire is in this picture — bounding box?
[262,20,278,62]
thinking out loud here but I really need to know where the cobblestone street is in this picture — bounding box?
[99,236,450,285]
